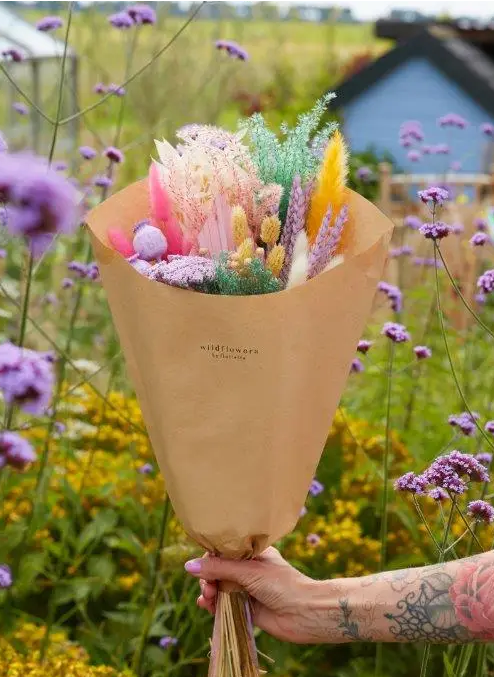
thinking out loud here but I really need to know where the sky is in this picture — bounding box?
[330,0,494,20]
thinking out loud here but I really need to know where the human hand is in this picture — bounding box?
[184,547,328,644]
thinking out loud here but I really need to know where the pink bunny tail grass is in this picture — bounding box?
[208,589,260,677]
[149,162,186,255]
[107,227,135,257]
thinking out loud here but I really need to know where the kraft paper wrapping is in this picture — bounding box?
[86,180,393,558]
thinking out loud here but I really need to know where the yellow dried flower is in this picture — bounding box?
[266,244,286,278]
[260,215,281,246]
[231,205,250,247]
[236,237,255,263]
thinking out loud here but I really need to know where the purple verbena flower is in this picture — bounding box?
[127,4,157,24]
[450,161,462,172]
[108,11,134,29]
[419,221,451,240]
[306,533,321,546]
[422,144,433,154]
[79,145,97,160]
[438,113,468,129]
[404,215,422,230]
[428,487,448,502]
[350,358,364,373]
[382,322,410,343]
[215,39,249,61]
[103,146,124,164]
[356,166,373,182]
[414,345,432,360]
[470,232,489,247]
[107,83,126,97]
[159,636,178,649]
[422,458,467,494]
[0,432,36,469]
[475,218,487,232]
[93,175,113,189]
[434,144,450,154]
[418,186,450,206]
[444,450,489,482]
[477,270,494,294]
[485,421,494,434]
[53,161,67,172]
[448,412,480,437]
[0,153,79,257]
[394,471,427,494]
[377,281,402,313]
[93,83,107,94]
[451,223,464,235]
[476,452,493,466]
[399,120,424,143]
[2,48,24,62]
[42,293,58,305]
[480,123,494,137]
[12,102,28,116]
[0,565,12,589]
[467,500,494,524]
[138,462,154,475]
[0,343,55,415]
[61,277,74,289]
[412,256,443,268]
[357,339,373,354]
[309,479,324,496]
[36,16,63,32]
[407,150,421,162]
[389,245,413,258]
[149,256,216,289]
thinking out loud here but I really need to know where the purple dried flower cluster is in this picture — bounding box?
[0,565,12,589]
[280,176,307,283]
[148,256,216,289]
[418,186,450,206]
[0,432,36,469]
[404,215,422,230]
[350,358,364,373]
[481,123,494,137]
[477,269,494,294]
[399,120,424,146]
[394,471,427,494]
[308,205,348,279]
[109,4,156,28]
[467,500,494,524]
[428,487,448,502]
[68,261,99,280]
[476,452,493,465]
[389,245,413,258]
[215,39,249,61]
[419,221,451,240]
[448,411,480,436]
[377,281,402,312]
[438,113,468,129]
[414,345,432,360]
[0,343,55,415]
[309,479,324,496]
[357,340,373,354]
[382,322,410,343]
[407,451,491,497]
[356,166,373,182]
[36,16,63,32]
[0,153,79,257]
[470,232,490,247]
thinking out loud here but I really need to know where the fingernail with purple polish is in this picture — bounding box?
[185,559,202,574]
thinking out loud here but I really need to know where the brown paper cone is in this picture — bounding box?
[86,180,393,558]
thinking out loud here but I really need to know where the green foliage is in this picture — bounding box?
[242,95,338,220]
[205,256,282,295]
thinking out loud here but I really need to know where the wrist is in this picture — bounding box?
[302,578,361,644]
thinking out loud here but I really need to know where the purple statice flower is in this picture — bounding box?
[127,4,157,24]
[149,256,216,290]
[215,39,249,61]
[309,479,324,496]
[308,205,348,278]
[399,120,424,143]
[470,232,489,247]
[377,281,402,313]
[407,150,421,162]
[450,161,462,172]
[79,145,97,160]
[448,411,480,437]
[2,48,24,62]
[418,186,450,206]
[434,144,450,155]
[350,358,364,373]
[420,221,451,240]
[108,11,134,29]
[0,432,36,469]
[61,277,74,289]
[414,345,432,360]
[36,16,63,32]
[438,113,468,129]
[389,245,413,258]
[159,636,178,649]
[477,269,494,294]
[467,500,494,524]
[451,223,464,235]
[306,533,321,546]
[103,146,124,164]
[138,462,154,475]
[404,215,422,230]
[93,175,113,189]
[280,176,307,283]
[357,339,373,354]
[485,421,494,434]
[475,218,487,232]
[12,102,28,116]
[422,144,433,154]
[394,471,427,494]
[356,166,373,182]
[382,322,410,343]
[93,82,107,94]
[0,343,55,415]
[133,222,167,261]
[107,83,126,97]
[0,565,12,589]
[476,452,493,466]
[428,487,448,502]
[0,153,79,257]
[480,123,494,137]
[444,450,489,482]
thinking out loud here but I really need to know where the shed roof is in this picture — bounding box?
[0,6,74,61]
[334,28,494,118]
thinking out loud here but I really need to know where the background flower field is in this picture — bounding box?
[1,3,494,677]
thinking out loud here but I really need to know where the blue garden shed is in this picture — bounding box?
[335,28,494,174]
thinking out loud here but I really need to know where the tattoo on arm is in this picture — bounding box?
[338,599,363,641]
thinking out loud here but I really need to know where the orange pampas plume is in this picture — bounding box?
[306,130,348,245]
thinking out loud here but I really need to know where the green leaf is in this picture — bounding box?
[52,578,93,606]
[77,508,118,553]
[443,651,456,677]
[15,552,46,594]
[87,555,116,585]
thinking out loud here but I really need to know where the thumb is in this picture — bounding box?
[185,557,264,594]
